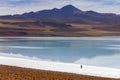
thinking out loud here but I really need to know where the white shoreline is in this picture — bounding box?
[0,56,120,79]
[0,37,120,41]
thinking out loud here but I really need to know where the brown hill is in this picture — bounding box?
[0,18,120,37]
[0,65,119,80]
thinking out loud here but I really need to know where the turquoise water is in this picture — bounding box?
[0,37,120,68]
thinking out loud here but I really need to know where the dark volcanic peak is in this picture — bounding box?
[60,5,82,15]
[0,4,120,24]
[86,11,99,14]
[61,5,81,11]
[52,8,59,11]
[18,4,83,19]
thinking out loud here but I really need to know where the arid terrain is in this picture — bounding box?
[0,18,120,37]
[0,5,120,37]
[0,65,119,80]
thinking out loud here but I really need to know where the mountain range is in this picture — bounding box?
[0,5,120,37]
[1,5,120,24]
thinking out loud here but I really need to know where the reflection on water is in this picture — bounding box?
[0,37,120,68]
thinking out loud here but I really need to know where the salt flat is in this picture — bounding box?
[0,56,120,79]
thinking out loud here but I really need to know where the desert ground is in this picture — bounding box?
[0,65,119,80]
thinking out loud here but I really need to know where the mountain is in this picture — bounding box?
[0,4,120,24]
[16,5,83,19]
[0,5,120,36]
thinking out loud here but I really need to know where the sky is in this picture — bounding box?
[0,0,120,15]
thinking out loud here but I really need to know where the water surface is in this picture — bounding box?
[0,37,119,68]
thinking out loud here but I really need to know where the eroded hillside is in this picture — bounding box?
[0,18,120,37]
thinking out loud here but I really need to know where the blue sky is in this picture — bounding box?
[0,0,120,15]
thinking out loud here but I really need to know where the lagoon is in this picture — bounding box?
[0,37,120,68]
